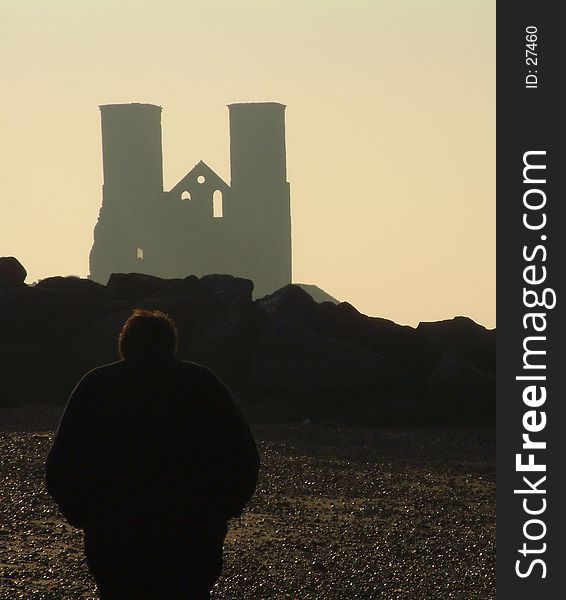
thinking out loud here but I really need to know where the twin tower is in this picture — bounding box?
[89,102,291,297]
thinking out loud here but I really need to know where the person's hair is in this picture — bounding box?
[118,309,177,360]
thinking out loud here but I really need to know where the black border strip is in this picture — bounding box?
[497,2,566,596]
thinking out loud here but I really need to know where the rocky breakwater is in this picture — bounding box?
[0,258,495,424]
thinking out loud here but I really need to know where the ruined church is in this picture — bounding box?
[89,102,292,297]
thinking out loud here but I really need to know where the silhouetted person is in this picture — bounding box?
[45,309,260,599]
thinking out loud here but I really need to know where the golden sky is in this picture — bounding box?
[0,0,495,327]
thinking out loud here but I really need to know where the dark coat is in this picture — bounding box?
[45,357,260,530]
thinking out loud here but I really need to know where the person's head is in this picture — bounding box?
[118,309,177,360]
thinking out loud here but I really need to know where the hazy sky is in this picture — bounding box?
[1,0,495,327]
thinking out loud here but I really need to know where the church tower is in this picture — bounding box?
[228,102,292,296]
[90,103,164,283]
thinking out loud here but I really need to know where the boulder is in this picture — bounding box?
[256,284,333,329]
[179,303,267,391]
[416,317,496,374]
[199,274,254,305]
[0,257,27,289]
[0,286,107,347]
[248,318,416,422]
[106,272,171,298]
[106,272,252,306]
[295,283,339,304]
[313,302,429,371]
[0,342,95,406]
[35,276,109,296]
[427,354,495,424]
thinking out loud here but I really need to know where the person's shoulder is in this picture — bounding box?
[174,361,240,416]
[83,359,127,377]
[75,360,128,387]
[174,360,231,393]
[175,359,218,380]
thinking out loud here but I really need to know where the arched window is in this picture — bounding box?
[136,247,144,260]
[213,190,223,218]
[181,191,191,201]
